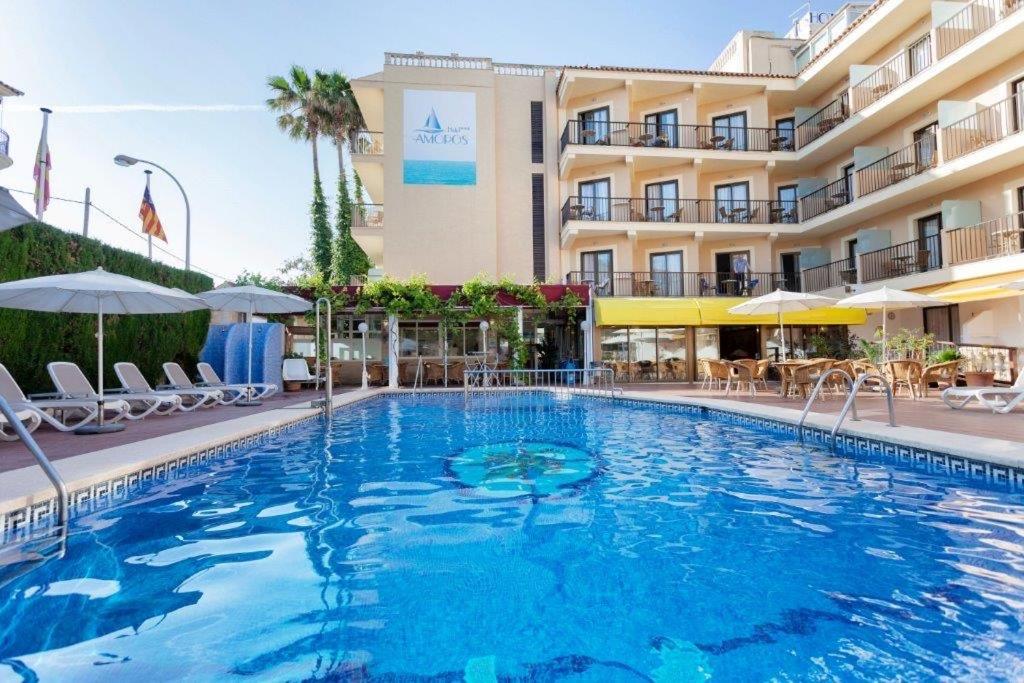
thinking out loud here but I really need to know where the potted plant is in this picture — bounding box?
[963,348,995,387]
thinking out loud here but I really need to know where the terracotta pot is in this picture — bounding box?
[964,371,995,387]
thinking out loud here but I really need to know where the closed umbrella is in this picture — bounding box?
[0,187,36,232]
[834,286,944,360]
[0,268,210,433]
[197,285,312,406]
[728,289,837,361]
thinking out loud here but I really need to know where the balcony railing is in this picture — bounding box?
[353,204,383,228]
[943,91,1024,161]
[860,233,943,283]
[565,271,795,298]
[795,94,849,148]
[850,35,932,113]
[934,0,1011,59]
[947,211,1024,265]
[560,196,798,225]
[349,131,384,155]
[799,177,853,221]
[559,120,794,153]
[856,133,937,196]
[801,258,857,292]
[0,129,8,157]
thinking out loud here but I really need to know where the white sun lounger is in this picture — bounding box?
[48,361,177,421]
[941,371,1024,414]
[196,362,277,401]
[114,362,221,412]
[0,362,124,438]
[163,362,241,405]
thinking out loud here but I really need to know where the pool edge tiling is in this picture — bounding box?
[3,388,1024,542]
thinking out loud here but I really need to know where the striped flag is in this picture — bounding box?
[33,108,52,219]
[139,178,167,242]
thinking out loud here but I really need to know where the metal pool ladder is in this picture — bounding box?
[797,369,896,449]
[0,397,68,528]
[312,297,333,414]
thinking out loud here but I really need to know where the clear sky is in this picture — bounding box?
[0,0,800,282]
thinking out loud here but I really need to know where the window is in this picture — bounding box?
[329,314,384,360]
[644,180,678,222]
[714,250,751,295]
[774,117,795,151]
[917,213,943,270]
[1012,78,1024,132]
[780,252,801,292]
[914,123,938,168]
[581,249,614,294]
[579,106,609,145]
[578,178,611,220]
[923,305,960,344]
[714,182,749,222]
[841,162,856,200]
[644,109,678,147]
[650,251,683,296]
[907,34,931,77]
[846,238,858,269]
[530,101,544,163]
[532,173,545,280]
[712,111,747,150]
[776,184,798,223]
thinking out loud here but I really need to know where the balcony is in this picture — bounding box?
[799,177,853,221]
[934,0,1021,59]
[559,120,794,154]
[795,95,849,148]
[560,197,798,226]
[943,91,1024,161]
[860,234,943,284]
[801,258,857,292]
[565,271,796,298]
[349,130,383,156]
[850,35,932,113]
[947,211,1024,265]
[353,203,383,228]
[0,128,8,157]
[856,133,937,197]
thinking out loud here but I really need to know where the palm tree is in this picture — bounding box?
[267,66,333,279]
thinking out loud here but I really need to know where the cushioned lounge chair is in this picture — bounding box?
[48,361,177,420]
[115,362,220,412]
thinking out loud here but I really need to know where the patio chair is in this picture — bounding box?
[281,358,320,389]
[446,361,465,385]
[723,360,756,397]
[703,359,732,391]
[115,362,219,412]
[699,277,716,296]
[162,362,242,405]
[919,360,959,397]
[196,362,277,401]
[0,362,117,439]
[941,371,1024,413]
[48,361,171,421]
[883,360,923,400]
[790,359,835,399]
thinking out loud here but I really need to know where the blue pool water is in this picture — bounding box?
[2,393,1024,680]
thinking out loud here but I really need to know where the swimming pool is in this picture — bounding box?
[2,392,1023,680]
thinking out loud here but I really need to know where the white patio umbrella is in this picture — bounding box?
[197,285,312,406]
[834,286,944,360]
[728,289,838,361]
[0,268,210,432]
[0,187,36,232]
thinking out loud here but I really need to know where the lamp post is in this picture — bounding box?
[114,154,191,271]
[358,321,369,390]
[479,320,491,387]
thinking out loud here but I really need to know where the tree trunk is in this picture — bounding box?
[311,134,320,182]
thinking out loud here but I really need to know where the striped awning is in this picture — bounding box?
[594,297,867,327]
[913,270,1024,303]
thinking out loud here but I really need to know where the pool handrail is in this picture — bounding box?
[798,368,856,438]
[0,396,68,528]
[313,297,333,413]
[799,370,896,448]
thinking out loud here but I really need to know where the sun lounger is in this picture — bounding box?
[48,361,176,421]
[162,362,241,406]
[941,371,1024,414]
[0,362,123,438]
[115,362,221,412]
[281,358,320,389]
[196,362,277,401]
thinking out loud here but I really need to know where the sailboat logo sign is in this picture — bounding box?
[404,89,476,185]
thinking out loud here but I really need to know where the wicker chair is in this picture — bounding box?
[790,359,835,399]
[447,360,465,385]
[723,360,756,396]
[828,359,854,395]
[701,359,731,391]
[919,360,959,397]
[884,360,923,399]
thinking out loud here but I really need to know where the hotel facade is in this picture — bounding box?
[348,0,1024,382]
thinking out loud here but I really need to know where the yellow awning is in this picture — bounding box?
[696,298,867,325]
[913,270,1024,303]
[594,297,867,326]
[594,297,701,327]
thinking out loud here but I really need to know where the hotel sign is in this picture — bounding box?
[403,89,476,186]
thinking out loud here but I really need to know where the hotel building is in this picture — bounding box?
[0,79,23,172]
[348,0,1024,382]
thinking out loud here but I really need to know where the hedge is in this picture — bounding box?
[0,223,213,394]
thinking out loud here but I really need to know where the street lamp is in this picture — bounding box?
[114,154,192,271]
[358,321,369,390]
[479,320,490,360]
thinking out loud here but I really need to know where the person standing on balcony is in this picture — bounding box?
[733,253,750,293]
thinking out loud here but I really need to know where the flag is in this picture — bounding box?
[33,108,52,219]
[139,181,167,242]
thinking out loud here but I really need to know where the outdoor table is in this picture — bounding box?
[721,279,739,295]
[992,227,1022,255]
[638,133,654,143]
[581,129,597,140]
[891,161,916,182]
[890,254,915,274]
[570,203,586,219]
[710,135,726,146]
[647,206,665,221]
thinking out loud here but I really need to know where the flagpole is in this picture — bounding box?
[34,108,52,220]
[144,170,153,260]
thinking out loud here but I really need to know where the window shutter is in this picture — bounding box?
[530,101,544,164]
[531,173,546,281]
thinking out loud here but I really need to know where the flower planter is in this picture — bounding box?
[963,371,995,387]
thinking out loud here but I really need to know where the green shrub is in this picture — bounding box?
[0,223,212,393]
